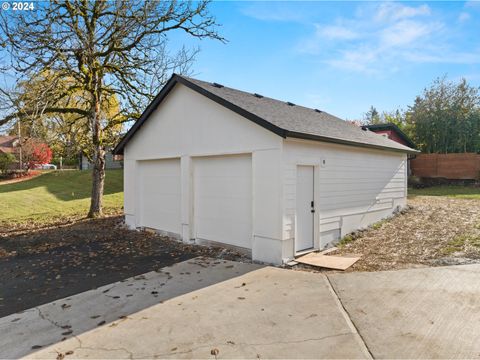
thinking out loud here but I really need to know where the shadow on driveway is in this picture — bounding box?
[0,216,248,318]
[1,258,263,359]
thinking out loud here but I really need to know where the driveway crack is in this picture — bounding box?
[75,345,133,359]
[36,307,65,330]
[325,274,374,359]
[150,333,354,358]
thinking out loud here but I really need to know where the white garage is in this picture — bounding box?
[114,74,417,265]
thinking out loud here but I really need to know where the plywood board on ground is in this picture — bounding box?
[296,252,360,271]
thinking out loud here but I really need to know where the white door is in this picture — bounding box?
[138,158,181,234]
[296,165,315,252]
[194,154,252,249]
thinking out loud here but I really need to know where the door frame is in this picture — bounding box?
[294,163,320,255]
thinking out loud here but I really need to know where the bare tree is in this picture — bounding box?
[0,0,224,217]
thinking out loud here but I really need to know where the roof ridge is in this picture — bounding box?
[180,75,347,123]
[114,74,418,155]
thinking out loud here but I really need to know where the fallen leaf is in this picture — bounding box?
[210,348,219,357]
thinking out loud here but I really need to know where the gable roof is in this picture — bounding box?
[0,135,19,154]
[364,123,416,149]
[113,74,418,155]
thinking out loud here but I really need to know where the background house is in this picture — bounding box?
[0,135,21,170]
[364,123,416,149]
[365,123,416,175]
[115,75,417,265]
[0,135,20,156]
[79,150,123,170]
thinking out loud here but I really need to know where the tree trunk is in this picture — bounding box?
[88,145,105,218]
[87,80,105,218]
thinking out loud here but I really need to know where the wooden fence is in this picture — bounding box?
[410,153,480,180]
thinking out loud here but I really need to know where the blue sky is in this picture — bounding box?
[174,1,480,120]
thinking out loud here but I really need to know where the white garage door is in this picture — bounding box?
[138,158,181,235]
[194,154,252,249]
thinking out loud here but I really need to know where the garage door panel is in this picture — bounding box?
[138,159,181,234]
[196,180,251,200]
[196,219,251,243]
[194,154,252,249]
[196,160,248,176]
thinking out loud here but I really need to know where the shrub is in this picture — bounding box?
[338,234,355,248]
[0,153,16,174]
[22,139,53,169]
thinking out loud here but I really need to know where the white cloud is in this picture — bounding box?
[296,2,480,75]
[458,12,471,22]
[374,3,431,22]
[379,20,441,47]
[316,25,359,40]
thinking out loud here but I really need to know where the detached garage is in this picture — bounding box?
[114,74,417,265]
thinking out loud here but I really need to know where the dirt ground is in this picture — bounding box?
[0,216,248,317]
[331,196,480,272]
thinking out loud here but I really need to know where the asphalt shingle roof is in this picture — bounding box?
[184,76,415,153]
[114,74,417,154]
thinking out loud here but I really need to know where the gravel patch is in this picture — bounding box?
[331,196,480,272]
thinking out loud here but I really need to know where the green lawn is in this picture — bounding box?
[408,185,480,199]
[0,170,123,227]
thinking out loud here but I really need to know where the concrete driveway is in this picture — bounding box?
[2,260,480,359]
[329,264,480,359]
[2,257,369,359]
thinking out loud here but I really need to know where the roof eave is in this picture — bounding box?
[285,131,420,154]
[365,123,416,149]
[113,75,419,156]
[113,74,180,155]
[113,74,287,155]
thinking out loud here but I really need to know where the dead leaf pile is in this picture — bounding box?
[332,196,480,271]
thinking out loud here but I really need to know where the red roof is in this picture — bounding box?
[0,135,20,154]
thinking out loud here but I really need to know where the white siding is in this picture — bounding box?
[282,138,407,259]
[124,84,281,161]
[123,155,136,228]
[252,149,284,264]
